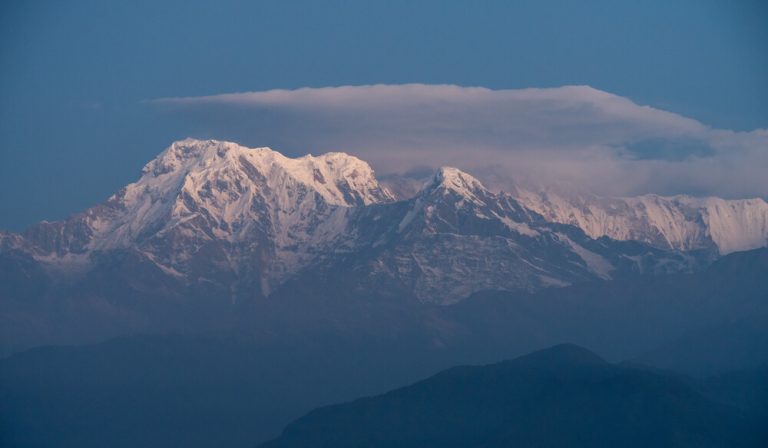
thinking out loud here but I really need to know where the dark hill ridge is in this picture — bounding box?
[1,249,767,447]
[261,345,764,448]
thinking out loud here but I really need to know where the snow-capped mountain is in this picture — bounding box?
[1,139,707,306]
[2,139,393,295]
[508,185,768,255]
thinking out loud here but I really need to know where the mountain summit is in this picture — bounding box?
[429,166,488,198]
[3,139,397,293]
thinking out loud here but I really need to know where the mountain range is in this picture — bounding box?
[2,139,768,352]
[383,168,768,255]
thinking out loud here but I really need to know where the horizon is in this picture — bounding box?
[2,0,767,230]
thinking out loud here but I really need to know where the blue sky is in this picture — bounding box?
[1,0,766,230]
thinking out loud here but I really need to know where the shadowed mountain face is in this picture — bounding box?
[260,345,766,448]
[0,332,452,448]
[1,249,767,448]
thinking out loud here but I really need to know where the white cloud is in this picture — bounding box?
[150,84,768,198]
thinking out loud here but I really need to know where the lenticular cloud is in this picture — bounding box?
[151,84,768,199]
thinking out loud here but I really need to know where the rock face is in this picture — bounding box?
[0,139,741,307]
[509,184,768,255]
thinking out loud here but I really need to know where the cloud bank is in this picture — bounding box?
[151,84,768,198]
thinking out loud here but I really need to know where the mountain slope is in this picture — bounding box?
[308,167,698,304]
[261,345,763,448]
[509,184,768,255]
[2,139,394,295]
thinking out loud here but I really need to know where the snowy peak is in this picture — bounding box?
[434,166,483,187]
[391,166,542,240]
[139,139,393,207]
[301,151,396,206]
[419,166,491,205]
[431,166,487,193]
[116,140,395,247]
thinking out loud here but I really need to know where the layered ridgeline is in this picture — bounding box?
[0,139,714,310]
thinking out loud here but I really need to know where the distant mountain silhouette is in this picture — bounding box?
[261,344,765,448]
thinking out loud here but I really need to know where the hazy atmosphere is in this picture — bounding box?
[2,2,767,447]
